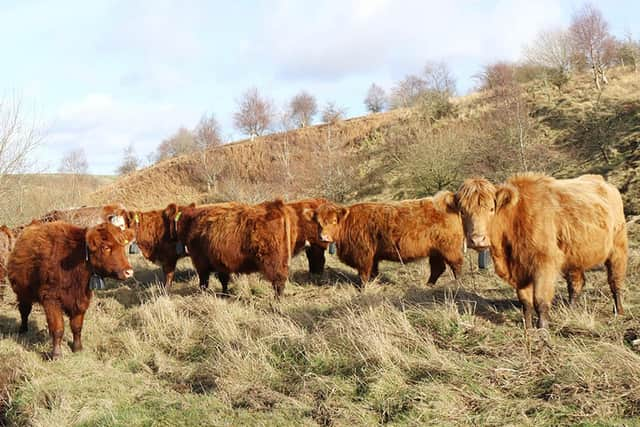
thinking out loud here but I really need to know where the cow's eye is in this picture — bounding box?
[102,246,111,253]
[490,207,495,213]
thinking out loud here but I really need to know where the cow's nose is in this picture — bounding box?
[320,234,332,243]
[123,269,134,279]
[470,235,489,249]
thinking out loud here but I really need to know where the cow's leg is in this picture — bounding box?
[43,301,64,359]
[605,248,627,316]
[427,253,446,284]
[216,272,231,295]
[196,267,211,291]
[18,300,32,334]
[565,269,585,306]
[305,245,326,275]
[533,269,556,329]
[371,259,380,279]
[70,312,85,352]
[162,257,178,289]
[516,284,534,329]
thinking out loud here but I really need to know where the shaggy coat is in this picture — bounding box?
[39,204,128,228]
[167,199,296,297]
[456,173,628,328]
[286,198,330,275]
[307,193,465,287]
[8,222,135,358]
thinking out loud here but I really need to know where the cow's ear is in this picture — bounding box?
[86,228,102,252]
[163,203,178,220]
[123,228,135,244]
[188,202,196,208]
[302,208,315,222]
[337,207,349,222]
[495,184,518,211]
[433,191,457,212]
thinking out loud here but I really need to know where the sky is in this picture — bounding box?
[0,0,638,175]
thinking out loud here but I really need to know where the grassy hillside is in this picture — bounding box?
[1,69,640,426]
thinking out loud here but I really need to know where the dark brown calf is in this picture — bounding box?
[8,222,134,359]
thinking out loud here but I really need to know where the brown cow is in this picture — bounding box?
[8,222,135,359]
[166,199,296,298]
[455,173,628,329]
[39,204,128,228]
[124,202,239,288]
[305,193,465,288]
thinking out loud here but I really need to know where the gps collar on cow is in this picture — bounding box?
[85,244,106,290]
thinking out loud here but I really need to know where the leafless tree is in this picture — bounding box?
[321,102,346,124]
[569,3,616,90]
[289,91,317,128]
[476,62,516,92]
[389,74,427,109]
[116,143,139,175]
[0,95,43,178]
[364,83,386,113]
[59,148,88,175]
[525,28,574,75]
[193,113,224,193]
[0,95,45,220]
[618,31,640,72]
[233,87,275,139]
[155,127,196,162]
[194,113,222,150]
[423,61,456,97]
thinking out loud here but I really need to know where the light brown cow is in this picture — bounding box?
[305,193,465,288]
[455,173,628,328]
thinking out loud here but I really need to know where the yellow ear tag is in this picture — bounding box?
[134,213,139,224]
[124,239,129,244]
[175,211,182,222]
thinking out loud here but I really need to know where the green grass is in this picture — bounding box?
[1,228,639,426]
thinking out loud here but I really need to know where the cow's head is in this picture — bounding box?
[85,223,135,280]
[304,203,349,243]
[455,178,518,250]
[163,202,195,241]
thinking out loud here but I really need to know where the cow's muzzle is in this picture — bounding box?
[118,269,134,280]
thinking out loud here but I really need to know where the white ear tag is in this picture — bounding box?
[110,216,126,230]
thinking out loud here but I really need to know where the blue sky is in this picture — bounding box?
[1,0,638,174]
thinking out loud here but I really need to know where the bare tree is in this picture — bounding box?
[116,143,139,175]
[618,31,640,72]
[526,28,574,75]
[194,113,222,150]
[321,102,346,124]
[364,83,387,113]
[423,61,456,97]
[59,148,88,175]
[233,87,275,139]
[389,75,427,109]
[289,91,317,128]
[155,127,196,162]
[193,113,224,193]
[569,3,616,90]
[0,95,45,221]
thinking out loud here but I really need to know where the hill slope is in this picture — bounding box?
[90,68,640,216]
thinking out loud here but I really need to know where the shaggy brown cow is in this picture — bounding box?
[286,198,330,275]
[455,173,628,329]
[39,204,128,228]
[166,199,296,297]
[8,222,135,359]
[306,193,465,287]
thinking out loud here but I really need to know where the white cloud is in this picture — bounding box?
[255,0,565,80]
[40,93,198,174]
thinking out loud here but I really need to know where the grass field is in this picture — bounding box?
[1,222,638,426]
